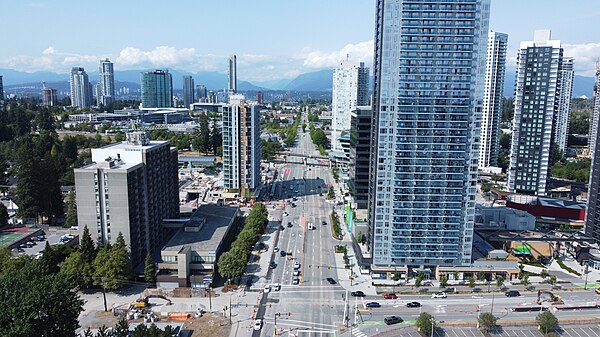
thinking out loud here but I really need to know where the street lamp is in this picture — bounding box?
[583,260,590,290]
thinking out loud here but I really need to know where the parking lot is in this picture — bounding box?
[490,326,600,337]
[8,227,76,256]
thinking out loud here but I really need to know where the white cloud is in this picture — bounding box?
[116,46,196,67]
[563,42,600,76]
[299,40,374,69]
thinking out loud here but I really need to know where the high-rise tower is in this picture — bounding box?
[479,31,508,168]
[183,76,195,108]
[586,60,600,242]
[507,30,571,195]
[70,67,93,109]
[554,57,574,153]
[228,55,237,95]
[368,0,490,269]
[99,58,115,107]
[0,75,4,111]
[331,60,369,151]
[141,70,173,108]
[590,61,600,157]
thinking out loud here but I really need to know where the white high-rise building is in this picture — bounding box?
[99,58,115,107]
[222,95,261,196]
[554,57,574,153]
[70,67,92,108]
[331,60,369,151]
[508,30,571,195]
[368,0,490,269]
[479,31,508,168]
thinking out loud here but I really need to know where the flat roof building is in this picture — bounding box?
[158,204,242,288]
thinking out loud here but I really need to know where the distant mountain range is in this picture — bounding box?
[0,67,595,97]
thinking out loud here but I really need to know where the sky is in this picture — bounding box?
[1,0,600,82]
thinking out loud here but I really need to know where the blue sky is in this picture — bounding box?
[1,0,599,81]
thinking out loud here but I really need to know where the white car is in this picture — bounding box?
[431,292,447,299]
[283,212,289,217]
[263,285,271,293]
[293,262,301,269]
[293,270,300,276]
[274,247,279,253]
[253,319,263,330]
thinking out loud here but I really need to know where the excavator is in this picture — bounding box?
[536,291,563,305]
[134,294,172,308]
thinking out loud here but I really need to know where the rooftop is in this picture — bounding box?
[162,204,240,253]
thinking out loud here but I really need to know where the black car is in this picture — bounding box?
[384,316,403,325]
[287,222,293,228]
[321,221,327,226]
[505,290,521,297]
[269,262,277,269]
[326,277,336,284]
[406,302,421,308]
[279,225,285,230]
[351,291,365,297]
[280,250,287,257]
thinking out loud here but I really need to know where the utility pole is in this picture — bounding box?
[584,261,590,290]
[229,294,232,324]
[102,277,108,312]
[208,287,212,311]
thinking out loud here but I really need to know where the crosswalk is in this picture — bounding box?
[351,326,367,337]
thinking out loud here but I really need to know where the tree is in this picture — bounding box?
[64,190,78,228]
[468,277,476,288]
[439,275,448,288]
[14,140,42,219]
[0,260,85,337]
[416,312,435,334]
[302,123,307,133]
[548,275,557,285]
[80,225,96,263]
[540,269,549,279]
[217,251,246,280]
[59,251,94,287]
[114,319,130,337]
[0,203,8,228]
[414,272,424,288]
[209,115,222,156]
[478,312,497,332]
[327,187,335,200]
[521,274,530,286]
[496,276,505,287]
[477,271,486,281]
[145,254,156,285]
[536,311,559,334]
[93,233,132,290]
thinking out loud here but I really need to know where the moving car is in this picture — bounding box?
[383,294,397,299]
[431,292,447,299]
[406,302,421,308]
[294,262,301,269]
[384,316,403,325]
[264,285,271,293]
[505,290,521,297]
[351,291,365,297]
[292,276,300,285]
[321,221,327,226]
[269,262,277,269]
[283,212,289,217]
[365,302,381,308]
[280,250,287,257]
[253,319,263,330]
[274,247,279,253]
[326,277,336,284]
[287,222,293,227]
[293,270,300,276]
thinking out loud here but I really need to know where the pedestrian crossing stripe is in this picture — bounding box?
[351,327,367,337]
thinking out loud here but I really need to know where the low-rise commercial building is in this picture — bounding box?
[157,204,242,288]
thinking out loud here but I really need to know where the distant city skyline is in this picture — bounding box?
[1,1,599,81]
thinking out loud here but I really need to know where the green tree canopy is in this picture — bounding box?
[145,254,156,285]
[416,312,435,334]
[478,312,497,332]
[536,311,559,334]
[80,225,97,263]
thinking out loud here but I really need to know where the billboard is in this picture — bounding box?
[514,243,532,256]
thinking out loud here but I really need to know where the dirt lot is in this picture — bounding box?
[183,313,230,337]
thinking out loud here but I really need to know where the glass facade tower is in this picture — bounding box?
[141,70,173,108]
[368,0,490,269]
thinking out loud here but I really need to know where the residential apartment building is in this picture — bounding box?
[41,87,58,107]
[183,75,195,108]
[590,63,600,157]
[228,55,237,95]
[74,131,179,265]
[586,63,600,242]
[331,60,369,152]
[70,67,93,108]
[141,70,173,108]
[99,58,115,107]
[0,75,5,110]
[554,57,574,153]
[349,106,372,210]
[222,95,261,196]
[479,31,508,168]
[508,30,571,195]
[368,0,490,270]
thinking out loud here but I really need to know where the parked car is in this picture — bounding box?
[287,222,293,227]
[365,302,381,308]
[269,262,277,269]
[384,316,403,325]
[280,250,287,257]
[431,292,447,299]
[263,285,271,293]
[525,285,536,291]
[293,270,300,276]
[321,221,327,226]
[292,276,300,285]
[253,319,263,330]
[294,262,301,269]
[273,284,281,291]
[505,290,521,297]
[326,277,336,285]
[406,302,421,308]
[351,291,365,297]
[383,294,397,299]
[274,247,279,253]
